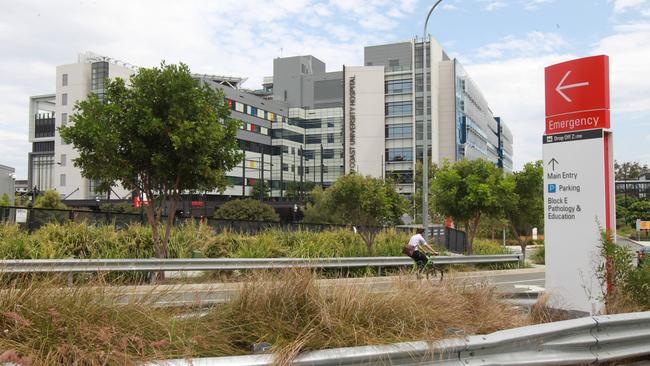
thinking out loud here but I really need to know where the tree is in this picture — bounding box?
[306,174,407,252]
[501,161,544,261]
[628,200,650,222]
[214,199,280,222]
[0,193,10,206]
[60,62,242,259]
[302,186,340,224]
[431,159,503,253]
[615,160,648,181]
[250,181,271,199]
[34,190,67,209]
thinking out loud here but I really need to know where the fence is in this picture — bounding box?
[0,255,521,273]
[0,206,469,251]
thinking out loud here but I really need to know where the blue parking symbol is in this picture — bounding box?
[548,184,556,193]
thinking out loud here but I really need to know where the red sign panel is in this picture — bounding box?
[545,109,610,135]
[191,201,204,207]
[545,55,609,117]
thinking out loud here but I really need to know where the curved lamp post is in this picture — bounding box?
[422,0,444,239]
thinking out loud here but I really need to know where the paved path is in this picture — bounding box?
[109,267,546,307]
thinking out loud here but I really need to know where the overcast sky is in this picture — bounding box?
[1,0,649,179]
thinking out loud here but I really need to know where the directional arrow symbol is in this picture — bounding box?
[548,158,559,171]
[555,70,589,103]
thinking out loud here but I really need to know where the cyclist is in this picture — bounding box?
[404,228,437,277]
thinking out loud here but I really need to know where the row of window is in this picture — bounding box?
[386,124,412,139]
[386,147,413,162]
[226,99,286,123]
[240,122,269,135]
[385,79,412,95]
[385,101,412,117]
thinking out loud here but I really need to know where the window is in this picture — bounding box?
[385,124,413,139]
[322,149,335,159]
[385,101,412,117]
[282,163,289,172]
[235,102,245,113]
[60,154,66,167]
[327,133,334,143]
[385,79,412,94]
[261,127,268,135]
[61,93,68,106]
[386,147,413,162]
[61,113,68,126]
[60,174,66,187]
[387,170,414,184]
[306,135,321,144]
[62,73,68,87]
[257,109,265,119]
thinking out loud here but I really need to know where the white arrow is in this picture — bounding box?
[555,70,589,103]
[514,284,546,293]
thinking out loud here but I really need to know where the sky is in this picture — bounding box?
[1,0,649,179]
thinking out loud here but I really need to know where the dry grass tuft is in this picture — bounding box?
[208,270,528,365]
[0,270,534,365]
[528,293,570,323]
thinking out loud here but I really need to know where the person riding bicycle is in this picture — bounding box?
[404,228,437,275]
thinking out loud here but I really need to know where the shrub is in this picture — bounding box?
[472,239,511,255]
[33,190,67,209]
[531,245,545,264]
[214,199,279,222]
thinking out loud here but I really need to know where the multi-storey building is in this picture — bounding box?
[28,94,56,192]
[29,53,304,203]
[342,37,514,197]
[268,55,345,189]
[27,38,512,205]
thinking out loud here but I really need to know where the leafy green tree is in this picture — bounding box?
[0,193,10,206]
[250,181,271,199]
[60,62,242,258]
[214,199,279,222]
[34,190,67,209]
[501,161,544,260]
[614,160,648,181]
[628,200,650,222]
[305,174,407,252]
[302,186,340,224]
[431,159,503,253]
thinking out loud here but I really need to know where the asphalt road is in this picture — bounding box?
[110,267,546,307]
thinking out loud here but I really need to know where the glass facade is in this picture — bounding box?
[289,107,344,187]
[91,61,109,101]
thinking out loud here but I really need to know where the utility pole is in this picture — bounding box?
[422,0,444,240]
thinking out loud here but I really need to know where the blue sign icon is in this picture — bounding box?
[548,184,557,193]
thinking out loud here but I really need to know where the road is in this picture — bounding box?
[110,267,546,307]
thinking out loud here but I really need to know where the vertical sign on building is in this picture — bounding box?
[543,55,615,314]
[348,76,357,171]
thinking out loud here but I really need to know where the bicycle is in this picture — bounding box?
[413,251,445,282]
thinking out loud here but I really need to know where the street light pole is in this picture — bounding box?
[422,0,444,240]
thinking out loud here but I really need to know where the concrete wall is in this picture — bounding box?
[344,66,385,177]
[364,42,412,70]
[438,60,456,163]
[53,61,134,200]
[0,164,15,204]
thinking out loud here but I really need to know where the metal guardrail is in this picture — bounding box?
[0,255,520,273]
[151,311,650,366]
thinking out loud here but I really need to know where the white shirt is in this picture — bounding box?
[407,233,426,251]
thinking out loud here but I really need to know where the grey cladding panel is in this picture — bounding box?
[364,42,412,68]
[314,79,342,101]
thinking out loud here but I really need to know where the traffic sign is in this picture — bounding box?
[545,55,610,118]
